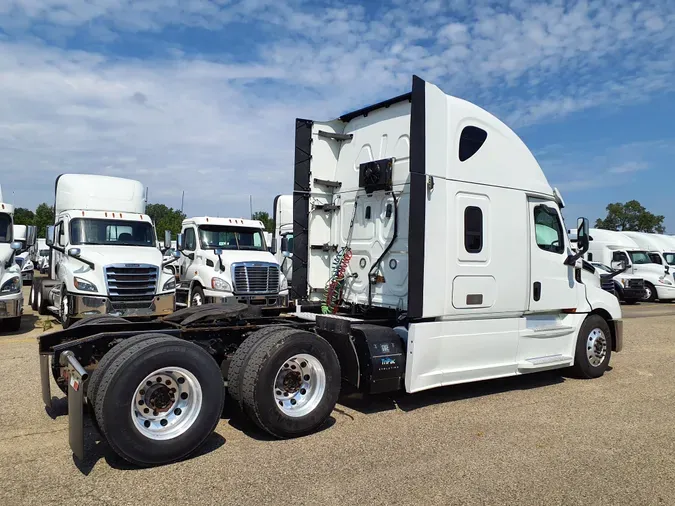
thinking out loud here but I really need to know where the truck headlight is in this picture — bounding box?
[280,274,288,291]
[211,277,231,292]
[22,261,33,271]
[163,277,176,291]
[0,277,21,294]
[74,277,97,292]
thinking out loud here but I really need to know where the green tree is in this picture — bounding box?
[13,207,35,226]
[145,203,186,236]
[33,203,54,238]
[595,200,665,233]
[252,211,274,233]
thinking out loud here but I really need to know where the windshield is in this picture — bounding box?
[0,213,11,243]
[198,225,266,251]
[593,263,612,273]
[628,250,652,264]
[70,218,156,247]
[39,249,49,256]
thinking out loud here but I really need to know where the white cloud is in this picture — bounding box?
[608,161,649,174]
[0,0,674,216]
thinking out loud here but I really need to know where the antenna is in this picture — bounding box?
[181,190,185,213]
[249,194,253,219]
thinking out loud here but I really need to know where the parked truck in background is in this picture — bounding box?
[174,216,288,311]
[621,231,675,271]
[1,186,35,331]
[38,75,622,468]
[31,174,177,328]
[272,194,293,289]
[12,224,37,285]
[584,228,674,302]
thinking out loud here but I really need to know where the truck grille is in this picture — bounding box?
[599,274,615,294]
[105,264,158,300]
[628,279,644,289]
[232,263,280,295]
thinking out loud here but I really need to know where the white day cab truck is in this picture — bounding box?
[173,216,289,311]
[0,187,36,332]
[584,228,675,302]
[12,224,37,285]
[38,76,622,468]
[621,231,675,273]
[30,174,177,328]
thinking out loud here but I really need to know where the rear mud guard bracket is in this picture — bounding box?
[60,351,89,461]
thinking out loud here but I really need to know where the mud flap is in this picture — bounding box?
[40,354,52,410]
[60,351,89,461]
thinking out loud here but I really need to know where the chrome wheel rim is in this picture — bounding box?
[273,354,326,418]
[587,328,607,367]
[643,287,652,300]
[131,367,203,440]
[191,292,202,306]
[37,289,41,308]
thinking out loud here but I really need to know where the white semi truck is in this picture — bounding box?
[173,216,289,311]
[39,75,622,468]
[32,174,177,328]
[621,231,675,270]
[0,187,35,332]
[12,224,37,285]
[585,228,675,302]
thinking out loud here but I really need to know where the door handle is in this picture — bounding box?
[533,282,541,301]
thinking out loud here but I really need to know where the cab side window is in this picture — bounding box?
[533,205,564,254]
[57,221,66,247]
[613,251,629,264]
[184,228,196,251]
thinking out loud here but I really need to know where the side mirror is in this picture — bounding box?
[282,250,293,258]
[10,241,21,250]
[611,260,628,271]
[280,236,289,253]
[68,247,81,257]
[46,226,55,246]
[576,217,590,253]
[26,226,37,247]
[214,248,223,256]
[270,238,277,255]
[163,230,172,250]
[173,250,180,258]
[176,233,185,251]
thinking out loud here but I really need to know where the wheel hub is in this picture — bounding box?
[131,367,202,440]
[586,328,607,367]
[273,354,326,418]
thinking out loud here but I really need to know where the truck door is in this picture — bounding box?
[528,199,577,312]
[180,226,198,280]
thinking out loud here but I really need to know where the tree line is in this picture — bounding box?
[12,202,276,237]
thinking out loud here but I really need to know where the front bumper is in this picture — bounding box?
[0,294,23,318]
[621,287,645,300]
[203,288,289,309]
[69,291,175,319]
[614,319,624,353]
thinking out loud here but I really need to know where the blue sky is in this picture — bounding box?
[0,0,674,230]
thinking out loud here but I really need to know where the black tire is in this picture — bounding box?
[643,282,657,302]
[59,285,74,329]
[2,316,22,332]
[86,332,164,410]
[241,329,340,438]
[570,314,612,379]
[190,285,205,307]
[94,336,225,467]
[37,281,51,315]
[227,325,292,408]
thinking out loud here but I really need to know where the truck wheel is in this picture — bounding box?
[190,285,205,307]
[570,314,612,379]
[60,286,73,329]
[29,281,38,311]
[37,281,51,315]
[93,337,225,467]
[227,325,292,408]
[241,329,340,438]
[643,282,656,302]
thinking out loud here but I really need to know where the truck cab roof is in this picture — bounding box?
[182,217,264,229]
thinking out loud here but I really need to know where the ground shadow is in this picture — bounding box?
[73,417,226,475]
[339,370,566,415]
[45,396,68,419]
[1,314,40,336]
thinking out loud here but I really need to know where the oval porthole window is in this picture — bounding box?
[459,126,487,162]
[389,258,397,270]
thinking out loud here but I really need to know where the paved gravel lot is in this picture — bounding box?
[2,284,675,505]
